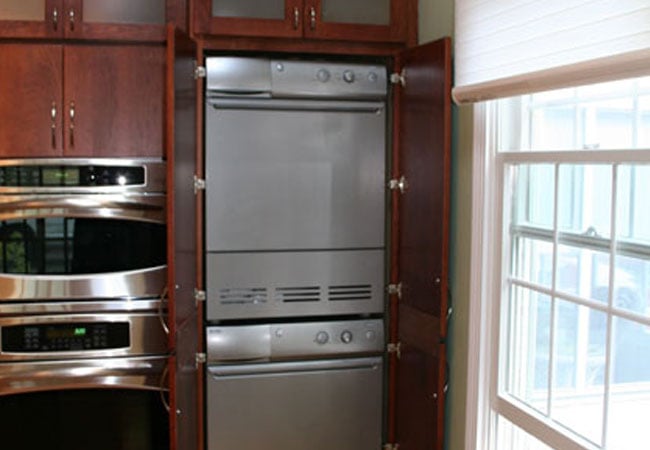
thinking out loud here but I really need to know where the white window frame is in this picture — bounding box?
[466,96,650,450]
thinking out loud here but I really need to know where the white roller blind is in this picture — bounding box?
[453,0,650,104]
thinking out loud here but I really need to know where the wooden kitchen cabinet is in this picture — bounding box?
[0,43,164,158]
[193,0,410,43]
[0,0,168,41]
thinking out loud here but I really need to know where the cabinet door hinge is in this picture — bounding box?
[390,69,406,87]
[384,444,400,450]
[194,61,207,79]
[195,352,207,368]
[194,175,206,194]
[387,342,401,359]
[194,288,206,306]
[387,282,402,300]
[388,175,408,194]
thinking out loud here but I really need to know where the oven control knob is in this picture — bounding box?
[340,330,353,344]
[316,68,330,82]
[342,70,355,83]
[315,331,329,345]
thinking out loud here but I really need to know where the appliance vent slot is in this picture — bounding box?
[219,288,268,305]
[328,284,372,302]
[275,286,321,303]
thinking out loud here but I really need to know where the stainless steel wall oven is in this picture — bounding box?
[0,159,170,450]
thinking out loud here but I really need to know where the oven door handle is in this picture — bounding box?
[207,97,385,113]
[0,194,166,223]
[207,356,382,378]
[0,356,168,395]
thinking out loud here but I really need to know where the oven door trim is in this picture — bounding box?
[0,193,166,223]
[0,355,168,395]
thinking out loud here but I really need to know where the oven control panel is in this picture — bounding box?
[1,322,130,353]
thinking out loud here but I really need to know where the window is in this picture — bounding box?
[480,76,650,450]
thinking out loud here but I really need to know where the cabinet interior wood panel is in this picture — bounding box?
[63,45,165,157]
[0,43,62,157]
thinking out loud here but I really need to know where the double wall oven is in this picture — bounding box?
[0,159,170,450]
[204,57,388,450]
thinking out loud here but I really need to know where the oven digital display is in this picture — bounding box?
[0,165,145,187]
[0,322,129,352]
[42,167,80,186]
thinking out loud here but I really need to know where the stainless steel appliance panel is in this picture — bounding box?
[206,250,384,320]
[205,98,386,252]
[206,319,384,362]
[206,356,383,450]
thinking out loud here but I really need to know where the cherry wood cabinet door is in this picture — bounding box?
[194,0,302,38]
[63,45,165,158]
[166,26,201,450]
[0,43,63,157]
[62,0,167,42]
[0,0,62,38]
[389,37,452,450]
[304,0,409,43]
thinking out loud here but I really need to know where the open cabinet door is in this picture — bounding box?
[388,37,452,450]
[166,25,202,450]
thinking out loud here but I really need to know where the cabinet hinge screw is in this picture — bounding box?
[194,175,206,194]
[388,176,408,194]
[387,282,402,299]
[390,70,406,86]
[387,342,401,359]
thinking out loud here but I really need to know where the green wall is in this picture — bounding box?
[418,2,474,449]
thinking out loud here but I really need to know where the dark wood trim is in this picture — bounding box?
[167,0,189,34]
[199,35,406,56]
[406,0,418,47]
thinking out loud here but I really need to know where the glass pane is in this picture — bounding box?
[608,318,650,450]
[212,0,285,20]
[558,164,612,237]
[552,301,606,445]
[512,164,555,228]
[530,105,576,150]
[322,0,390,25]
[0,0,44,20]
[83,0,165,25]
[511,237,553,288]
[613,255,650,316]
[618,165,650,244]
[640,96,650,148]
[496,416,554,450]
[582,99,634,150]
[556,244,609,302]
[504,287,551,414]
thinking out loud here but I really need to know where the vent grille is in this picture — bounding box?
[218,288,268,305]
[275,286,320,303]
[328,284,373,302]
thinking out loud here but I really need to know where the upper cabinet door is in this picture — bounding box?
[0,0,63,38]
[304,0,407,43]
[0,43,63,157]
[63,45,165,157]
[391,38,452,450]
[194,0,303,38]
[63,0,166,42]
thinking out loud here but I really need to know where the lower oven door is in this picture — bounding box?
[206,356,383,450]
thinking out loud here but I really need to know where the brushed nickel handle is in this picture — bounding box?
[52,8,58,30]
[50,101,57,149]
[293,7,300,29]
[309,6,316,30]
[69,8,75,31]
[69,101,75,147]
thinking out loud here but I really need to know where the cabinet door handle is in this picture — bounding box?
[293,7,300,29]
[69,8,75,31]
[52,8,58,30]
[309,6,316,30]
[69,101,75,148]
[50,101,57,149]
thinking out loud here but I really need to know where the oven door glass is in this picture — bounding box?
[0,217,165,275]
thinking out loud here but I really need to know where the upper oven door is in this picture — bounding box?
[0,193,166,302]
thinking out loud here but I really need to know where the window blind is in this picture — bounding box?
[453,0,650,104]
